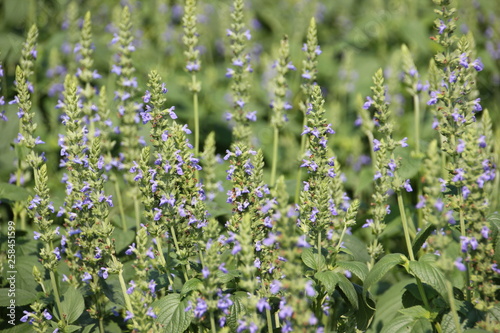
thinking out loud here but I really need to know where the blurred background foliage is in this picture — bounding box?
[0,0,499,233]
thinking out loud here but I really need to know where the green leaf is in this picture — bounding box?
[81,324,96,333]
[154,293,193,333]
[462,330,491,333]
[60,287,85,323]
[227,291,247,332]
[302,248,326,271]
[364,254,406,292]
[408,260,448,304]
[381,315,433,333]
[315,271,340,293]
[342,234,371,262]
[412,223,436,255]
[0,288,37,306]
[336,274,358,309]
[353,283,375,330]
[487,213,500,263]
[180,278,203,297]
[336,260,368,282]
[394,148,422,179]
[0,182,30,202]
[399,305,431,319]
[0,323,35,333]
[487,304,500,322]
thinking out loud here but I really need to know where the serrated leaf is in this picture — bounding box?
[180,278,203,297]
[60,287,85,323]
[337,274,358,309]
[487,304,500,322]
[302,248,326,271]
[353,283,375,330]
[412,223,436,255]
[381,315,433,333]
[81,324,96,333]
[227,291,247,331]
[154,293,193,333]
[399,305,431,319]
[315,271,340,293]
[409,260,448,304]
[364,254,406,292]
[342,234,370,262]
[0,182,30,202]
[336,260,368,282]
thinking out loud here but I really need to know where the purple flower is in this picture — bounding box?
[305,280,316,297]
[194,298,208,318]
[402,179,413,192]
[472,98,482,112]
[202,266,210,278]
[153,208,162,221]
[438,20,447,34]
[462,186,470,199]
[127,280,136,294]
[225,68,235,77]
[302,70,312,79]
[362,219,373,228]
[256,298,270,312]
[434,198,444,212]
[459,53,469,68]
[416,195,426,209]
[471,58,483,71]
[399,137,408,147]
[53,247,61,260]
[457,139,465,153]
[149,279,157,294]
[373,139,381,151]
[124,310,134,321]
[181,124,192,134]
[454,257,466,271]
[217,292,233,313]
[100,267,109,279]
[186,61,200,71]
[481,226,490,239]
[270,280,281,294]
[146,247,155,259]
[452,168,465,182]
[82,272,92,283]
[363,96,373,109]
[478,135,486,148]
[20,311,33,323]
[246,111,257,121]
[146,307,157,318]
[41,309,52,320]
[125,243,136,255]
[427,91,439,105]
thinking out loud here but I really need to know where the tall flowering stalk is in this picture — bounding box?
[110,6,142,232]
[76,11,101,140]
[295,17,321,203]
[182,0,202,163]
[270,36,294,186]
[12,25,39,230]
[424,0,497,308]
[362,69,412,265]
[226,0,255,144]
[135,70,207,282]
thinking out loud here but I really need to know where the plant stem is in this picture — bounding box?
[113,179,127,231]
[294,116,308,203]
[209,310,217,333]
[192,75,200,180]
[156,240,174,286]
[413,94,421,156]
[397,190,430,310]
[446,281,463,333]
[459,204,472,302]
[170,226,189,281]
[49,270,63,320]
[134,192,141,232]
[270,126,279,187]
[265,308,274,333]
[118,269,134,314]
